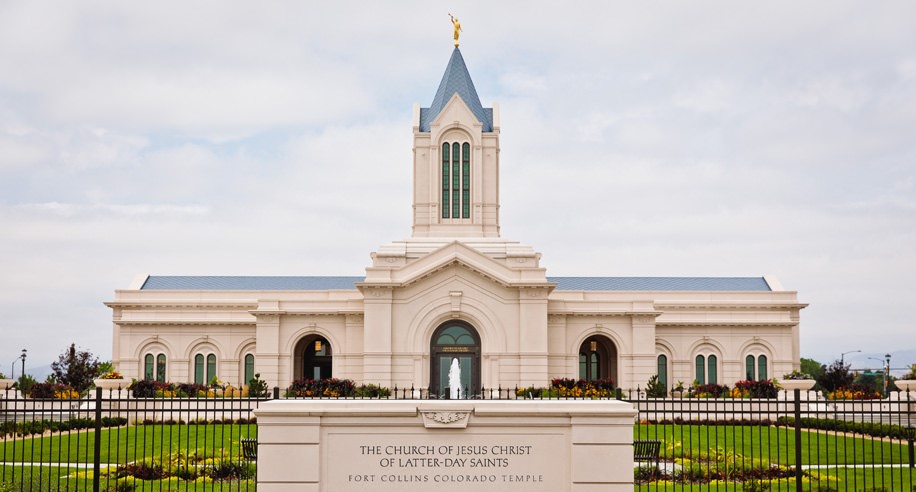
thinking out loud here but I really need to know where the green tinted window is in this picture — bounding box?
[746,355,756,381]
[452,143,460,218]
[156,354,166,382]
[244,354,255,385]
[144,354,154,381]
[657,354,668,387]
[194,354,204,385]
[757,355,767,380]
[695,355,705,385]
[462,143,470,218]
[441,144,450,218]
[708,355,718,385]
[206,354,217,383]
[436,325,476,345]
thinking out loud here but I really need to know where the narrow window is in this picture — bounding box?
[144,354,154,381]
[451,142,460,218]
[578,353,586,380]
[461,142,470,218]
[156,354,166,382]
[746,355,756,381]
[695,355,706,385]
[194,354,204,385]
[206,354,217,383]
[757,355,768,380]
[708,355,718,385]
[244,354,255,386]
[589,353,599,381]
[657,355,668,388]
[441,144,450,218]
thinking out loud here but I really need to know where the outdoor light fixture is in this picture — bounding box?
[315,340,322,352]
[590,341,597,352]
[840,349,861,365]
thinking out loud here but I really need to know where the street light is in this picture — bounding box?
[19,349,27,379]
[840,349,861,365]
[884,353,891,395]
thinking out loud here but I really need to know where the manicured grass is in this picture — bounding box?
[636,424,911,465]
[635,424,914,491]
[1,424,256,463]
[1,466,255,492]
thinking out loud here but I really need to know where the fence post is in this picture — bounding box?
[793,388,802,492]
[908,426,914,468]
[93,387,103,492]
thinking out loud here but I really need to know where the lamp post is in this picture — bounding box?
[19,349,27,379]
[840,349,861,365]
[884,353,891,396]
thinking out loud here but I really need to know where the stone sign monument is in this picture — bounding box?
[254,399,637,491]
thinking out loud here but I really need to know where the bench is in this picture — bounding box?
[241,438,258,461]
[633,439,661,468]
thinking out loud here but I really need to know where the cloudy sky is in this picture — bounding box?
[2,2,914,374]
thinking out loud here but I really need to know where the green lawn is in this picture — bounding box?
[1,424,256,463]
[636,424,915,491]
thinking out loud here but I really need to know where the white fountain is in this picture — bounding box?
[448,358,461,399]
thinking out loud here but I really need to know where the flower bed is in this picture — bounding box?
[285,378,390,398]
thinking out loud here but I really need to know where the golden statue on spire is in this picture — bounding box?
[449,13,462,47]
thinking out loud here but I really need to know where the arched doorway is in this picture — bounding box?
[430,321,481,398]
[293,335,332,380]
[579,335,617,384]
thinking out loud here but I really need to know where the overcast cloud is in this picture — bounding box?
[1,1,914,372]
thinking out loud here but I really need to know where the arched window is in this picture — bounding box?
[657,354,668,388]
[144,354,154,381]
[244,354,255,386]
[206,354,217,383]
[441,141,470,219]
[707,355,718,385]
[695,355,706,385]
[156,354,167,382]
[745,354,769,381]
[430,322,481,397]
[194,354,205,385]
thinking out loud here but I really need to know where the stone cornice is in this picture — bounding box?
[116,320,256,326]
[105,301,258,309]
[658,320,798,327]
[654,302,808,310]
[547,310,663,318]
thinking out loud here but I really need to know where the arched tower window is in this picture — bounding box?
[441,141,470,219]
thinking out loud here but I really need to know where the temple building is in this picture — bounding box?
[106,46,805,394]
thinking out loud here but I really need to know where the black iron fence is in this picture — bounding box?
[1,387,264,491]
[1,386,913,491]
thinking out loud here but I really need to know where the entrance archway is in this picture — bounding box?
[578,335,617,384]
[429,321,481,398]
[293,335,332,380]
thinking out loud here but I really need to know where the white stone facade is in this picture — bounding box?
[107,48,805,393]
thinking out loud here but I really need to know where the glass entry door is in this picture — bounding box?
[437,355,473,397]
[430,322,480,398]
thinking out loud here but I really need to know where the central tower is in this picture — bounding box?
[411,47,500,238]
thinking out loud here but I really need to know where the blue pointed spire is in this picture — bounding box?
[420,47,493,132]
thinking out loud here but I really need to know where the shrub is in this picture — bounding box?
[732,379,778,399]
[818,360,854,393]
[287,378,357,398]
[688,383,730,398]
[29,382,78,399]
[248,373,270,397]
[645,375,667,398]
[129,380,174,398]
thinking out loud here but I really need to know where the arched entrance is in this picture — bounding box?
[429,321,481,398]
[579,335,617,384]
[293,335,332,380]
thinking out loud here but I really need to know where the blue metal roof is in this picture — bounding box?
[547,277,771,291]
[420,47,492,132]
[140,276,364,290]
[139,276,770,292]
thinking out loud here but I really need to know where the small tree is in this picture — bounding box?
[817,359,854,393]
[50,343,101,393]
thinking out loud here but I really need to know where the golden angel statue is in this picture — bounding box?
[449,13,462,46]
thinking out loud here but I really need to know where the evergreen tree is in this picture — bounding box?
[817,359,854,393]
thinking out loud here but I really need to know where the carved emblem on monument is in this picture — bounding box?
[418,408,472,428]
